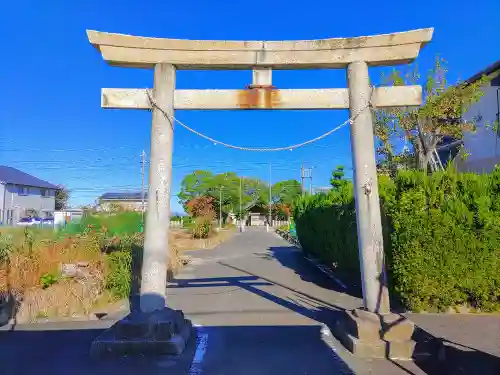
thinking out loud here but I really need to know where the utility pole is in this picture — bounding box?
[301,165,313,195]
[268,163,272,231]
[301,164,305,195]
[239,175,243,232]
[309,167,313,195]
[140,150,146,227]
[219,186,223,230]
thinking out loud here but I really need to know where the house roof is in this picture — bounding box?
[466,60,500,84]
[100,192,147,201]
[0,165,58,189]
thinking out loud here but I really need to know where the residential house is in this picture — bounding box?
[454,60,500,173]
[313,186,332,194]
[98,192,147,212]
[0,165,58,224]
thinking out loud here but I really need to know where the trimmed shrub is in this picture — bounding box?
[293,167,500,312]
[293,182,359,283]
[387,168,500,312]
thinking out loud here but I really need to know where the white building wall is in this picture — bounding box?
[0,184,5,212]
[458,86,500,173]
[5,184,56,216]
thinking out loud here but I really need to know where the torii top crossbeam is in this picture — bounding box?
[87,28,433,69]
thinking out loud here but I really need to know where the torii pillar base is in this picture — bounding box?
[90,307,193,359]
[332,308,416,360]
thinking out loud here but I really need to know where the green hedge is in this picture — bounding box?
[293,183,359,283]
[293,167,500,312]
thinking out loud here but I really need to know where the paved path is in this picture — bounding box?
[167,227,426,375]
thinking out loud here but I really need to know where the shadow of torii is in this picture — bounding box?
[168,261,346,325]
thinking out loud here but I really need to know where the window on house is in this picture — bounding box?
[41,189,51,197]
[18,186,29,195]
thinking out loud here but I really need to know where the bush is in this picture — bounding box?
[182,216,194,226]
[185,196,215,217]
[40,272,58,289]
[277,224,289,232]
[293,167,500,312]
[191,216,212,239]
[105,250,132,299]
[103,233,143,300]
[0,234,13,265]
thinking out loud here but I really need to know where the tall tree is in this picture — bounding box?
[178,170,276,218]
[374,56,494,171]
[55,185,69,210]
[330,166,349,191]
[178,170,213,208]
[271,180,302,206]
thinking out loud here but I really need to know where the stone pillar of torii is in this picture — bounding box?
[88,28,433,359]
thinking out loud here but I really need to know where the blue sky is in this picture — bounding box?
[1,0,499,213]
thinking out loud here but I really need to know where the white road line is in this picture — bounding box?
[188,325,209,375]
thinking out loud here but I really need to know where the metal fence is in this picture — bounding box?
[272,220,291,227]
[233,219,290,227]
[170,220,184,228]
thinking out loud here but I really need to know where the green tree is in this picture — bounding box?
[178,170,306,222]
[55,185,69,210]
[208,173,239,222]
[375,56,494,171]
[271,179,302,206]
[329,165,349,191]
[178,170,213,207]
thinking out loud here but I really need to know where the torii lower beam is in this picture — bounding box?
[101,86,422,110]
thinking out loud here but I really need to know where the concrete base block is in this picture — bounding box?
[381,312,415,341]
[346,309,381,341]
[341,333,387,358]
[388,340,417,360]
[90,307,192,359]
[333,309,416,360]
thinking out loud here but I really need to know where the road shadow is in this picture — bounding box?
[196,324,356,375]
[409,326,500,375]
[0,323,196,375]
[260,245,363,299]
[171,262,500,375]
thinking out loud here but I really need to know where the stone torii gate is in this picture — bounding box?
[88,28,433,358]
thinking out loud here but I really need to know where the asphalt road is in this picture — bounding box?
[166,227,426,375]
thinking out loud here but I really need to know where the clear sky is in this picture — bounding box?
[1,0,499,213]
